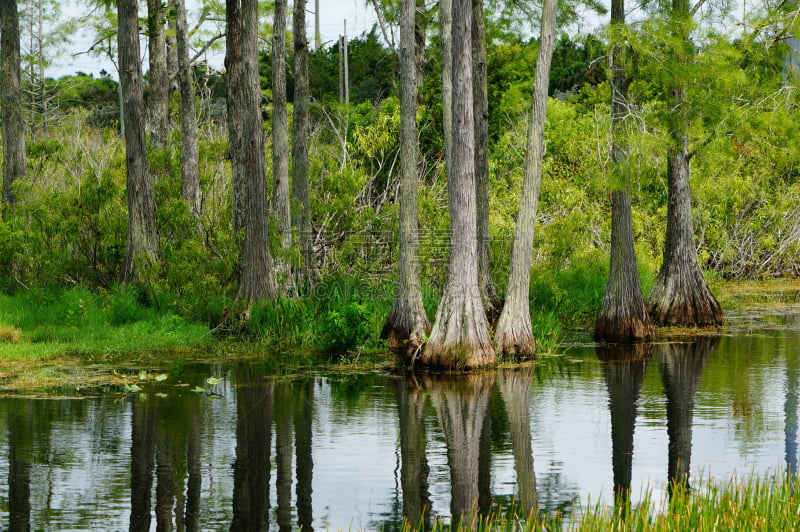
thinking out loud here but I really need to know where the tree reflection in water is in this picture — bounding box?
[396,375,431,530]
[129,383,205,532]
[231,366,273,531]
[497,368,538,519]
[658,336,718,493]
[423,372,494,528]
[596,342,652,513]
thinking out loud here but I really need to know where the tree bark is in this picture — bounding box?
[272,0,292,249]
[119,0,160,284]
[0,0,26,208]
[594,0,654,342]
[234,0,278,304]
[472,0,499,321]
[382,0,431,355]
[646,0,724,327]
[292,0,316,287]
[414,0,428,90]
[440,0,453,184]
[226,0,245,234]
[147,0,170,147]
[174,0,201,219]
[493,0,558,357]
[420,0,495,369]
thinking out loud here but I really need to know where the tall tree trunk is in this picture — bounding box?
[440,0,453,183]
[226,0,246,234]
[594,0,654,342]
[420,0,495,369]
[415,0,428,90]
[147,0,170,147]
[493,0,558,357]
[472,0,498,320]
[292,0,316,287]
[174,0,201,219]
[596,343,652,511]
[235,0,278,304]
[658,336,717,493]
[382,0,430,355]
[0,0,26,208]
[119,0,160,284]
[646,0,724,327]
[272,0,291,249]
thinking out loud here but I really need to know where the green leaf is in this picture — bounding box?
[124,383,142,393]
[205,376,221,385]
[191,386,206,393]
[155,373,168,382]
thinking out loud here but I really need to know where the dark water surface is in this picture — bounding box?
[2,307,800,530]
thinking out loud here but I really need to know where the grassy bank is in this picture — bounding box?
[0,275,796,391]
[413,471,800,531]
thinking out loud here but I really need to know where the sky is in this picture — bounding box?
[54,0,379,79]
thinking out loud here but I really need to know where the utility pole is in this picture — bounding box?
[315,0,321,50]
[343,19,349,105]
[338,35,344,103]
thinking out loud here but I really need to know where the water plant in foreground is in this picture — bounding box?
[401,471,800,531]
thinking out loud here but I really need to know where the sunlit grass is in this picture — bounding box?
[405,472,800,531]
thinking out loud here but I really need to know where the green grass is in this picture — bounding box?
[0,285,210,361]
[404,472,800,531]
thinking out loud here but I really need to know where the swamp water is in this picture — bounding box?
[1,306,800,530]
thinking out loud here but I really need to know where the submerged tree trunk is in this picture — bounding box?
[272,0,292,249]
[646,0,724,327]
[382,0,430,355]
[174,0,201,219]
[594,0,654,342]
[235,0,278,304]
[493,0,557,357]
[147,0,170,147]
[596,343,652,510]
[292,0,315,288]
[420,0,495,369]
[472,0,499,321]
[119,0,160,284]
[0,0,26,208]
